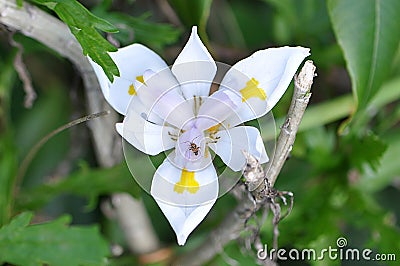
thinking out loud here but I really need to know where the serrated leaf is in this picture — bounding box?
[346,133,387,173]
[71,25,119,81]
[16,162,141,211]
[327,0,400,111]
[0,212,110,266]
[30,0,119,82]
[359,132,400,192]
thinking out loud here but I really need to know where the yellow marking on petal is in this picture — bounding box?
[128,75,146,95]
[174,168,199,194]
[128,84,136,95]
[136,75,144,83]
[206,123,222,134]
[240,78,267,102]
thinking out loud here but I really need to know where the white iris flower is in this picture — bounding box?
[90,26,309,245]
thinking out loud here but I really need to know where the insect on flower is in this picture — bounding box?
[89,26,310,245]
[183,136,201,157]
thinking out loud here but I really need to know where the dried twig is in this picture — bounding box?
[155,0,182,27]
[267,60,316,187]
[173,61,316,266]
[8,33,36,108]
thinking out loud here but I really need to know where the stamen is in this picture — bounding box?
[206,123,221,134]
[128,84,136,95]
[168,131,178,141]
[206,123,222,144]
[193,95,198,116]
[128,75,145,96]
[136,75,145,84]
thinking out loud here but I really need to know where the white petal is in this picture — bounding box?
[151,159,218,206]
[209,126,268,171]
[155,200,215,245]
[172,26,216,99]
[220,46,310,126]
[194,89,241,131]
[128,93,165,125]
[89,44,168,115]
[151,160,218,245]
[117,108,177,156]
[135,69,195,129]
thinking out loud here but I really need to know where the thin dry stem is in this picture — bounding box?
[15,111,110,195]
[8,33,36,108]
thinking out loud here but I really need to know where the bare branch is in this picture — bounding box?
[155,0,182,27]
[267,60,316,186]
[109,194,165,255]
[173,61,316,265]
[243,150,265,194]
[8,33,36,108]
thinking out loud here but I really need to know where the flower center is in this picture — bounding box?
[178,128,205,162]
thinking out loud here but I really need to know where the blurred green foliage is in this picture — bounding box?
[0,212,110,266]
[92,0,181,51]
[0,0,399,265]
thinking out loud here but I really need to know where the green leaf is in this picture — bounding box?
[16,162,140,211]
[30,0,119,82]
[345,133,387,172]
[168,0,212,27]
[92,10,181,50]
[168,0,212,45]
[327,0,400,111]
[0,132,17,227]
[359,131,400,192]
[0,212,109,266]
[0,54,18,227]
[302,127,341,171]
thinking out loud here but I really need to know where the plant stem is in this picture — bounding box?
[15,111,110,195]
